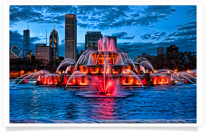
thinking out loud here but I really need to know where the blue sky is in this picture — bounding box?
[9,5,196,59]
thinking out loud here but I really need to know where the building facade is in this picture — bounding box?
[50,28,59,60]
[10,45,21,59]
[65,14,77,62]
[23,29,31,58]
[36,44,52,61]
[85,31,102,50]
[107,36,117,49]
[157,46,164,55]
[166,45,178,53]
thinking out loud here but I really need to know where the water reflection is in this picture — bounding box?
[89,98,116,120]
[10,84,196,123]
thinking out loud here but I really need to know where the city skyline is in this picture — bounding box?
[9,5,196,59]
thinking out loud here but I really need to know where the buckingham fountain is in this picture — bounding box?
[13,36,197,96]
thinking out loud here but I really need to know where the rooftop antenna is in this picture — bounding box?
[71,11,72,14]
[54,24,55,29]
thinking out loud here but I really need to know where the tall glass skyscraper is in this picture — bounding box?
[50,28,59,60]
[23,29,30,58]
[65,14,77,62]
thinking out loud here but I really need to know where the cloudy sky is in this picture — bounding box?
[9,5,196,59]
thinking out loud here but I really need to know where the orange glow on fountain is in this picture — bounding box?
[101,65,111,74]
[67,77,76,85]
[77,76,89,85]
[89,67,99,74]
[135,79,142,86]
[112,68,120,74]
[121,76,134,85]
[80,65,88,74]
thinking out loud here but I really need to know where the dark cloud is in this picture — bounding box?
[9,5,76,25]
[60,38,65,44]
[122,36,135,39]
[112,32,135,40]
[30,37,41,43]
[112,32,127,38]
[166,21,196,41]
[187,6,196,18]
[152,32,166,40]
[143,6,176,16]
[10,5,176,29]
[140,34,151,40]
[107,6,176,29]
[177,21,196,30]
[10,6,42,24]
[10,30,23,50]
[140,32,166,40]
[132,13,139,17]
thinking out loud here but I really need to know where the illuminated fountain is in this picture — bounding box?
[13,36,196,96]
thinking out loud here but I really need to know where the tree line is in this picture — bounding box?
[146,52,196,71]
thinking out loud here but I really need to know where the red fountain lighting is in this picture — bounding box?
[93,76,116,95]
[62,76,69,85]
[47,76,53,85]
[141,78,147,85]
[24,79,27,84]
[121,76,134,85]
[40,76,47,85]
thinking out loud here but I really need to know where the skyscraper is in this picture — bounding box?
[85,31,102,50]
[36,44,52,61]
[157,46,164,55]
[23,29,31,58]
[50,27,59,60]
[65,14,77,62]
